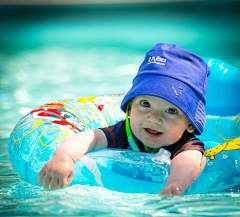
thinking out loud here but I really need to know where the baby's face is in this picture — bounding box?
[129,95,195,148]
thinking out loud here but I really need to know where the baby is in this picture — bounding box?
[38,43,210,196]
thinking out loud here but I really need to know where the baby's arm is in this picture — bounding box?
[158,150,203,197]
[38,129,107,191]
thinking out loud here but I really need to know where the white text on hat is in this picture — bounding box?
[148,56,167,65]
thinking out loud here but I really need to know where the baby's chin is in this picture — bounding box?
[142,138,175,149]
[141,139,167,149]
[145,144,167,149]
[136,132,177,148]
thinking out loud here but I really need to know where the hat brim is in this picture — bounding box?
[120,74,205,135]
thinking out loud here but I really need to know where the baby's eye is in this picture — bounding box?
[166,108,177,114]
[140,101,150,107]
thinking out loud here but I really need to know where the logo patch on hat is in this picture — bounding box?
[148,56,166,65]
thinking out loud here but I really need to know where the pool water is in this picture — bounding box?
[1,2,240,216]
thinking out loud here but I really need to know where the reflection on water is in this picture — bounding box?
[1,46,240,216]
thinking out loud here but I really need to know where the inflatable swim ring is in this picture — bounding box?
[8,58,240,194]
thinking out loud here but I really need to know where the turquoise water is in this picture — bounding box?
[1,2,240,216]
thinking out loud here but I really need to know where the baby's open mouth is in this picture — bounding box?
[144,128,163,138]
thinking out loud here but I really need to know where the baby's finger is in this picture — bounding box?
[158,189,171,197]
[50,176,59,191]
[67,171,74,186]
[158,186,182,197]
[43,174,51,191]
[38,169,46,187]
[58,176,68,189]
[172,187,182,196]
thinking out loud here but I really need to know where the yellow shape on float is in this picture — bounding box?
[78,96,98,104]
[13,120,43,143]
[204,137,240,160]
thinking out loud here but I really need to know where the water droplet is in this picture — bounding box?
[172,83,178,96]
[179,86,182,94]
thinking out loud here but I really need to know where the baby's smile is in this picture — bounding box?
[144,128,163,139]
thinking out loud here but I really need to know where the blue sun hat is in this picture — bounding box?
[120,43,210,135]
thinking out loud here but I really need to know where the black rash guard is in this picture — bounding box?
[100,120,204,160]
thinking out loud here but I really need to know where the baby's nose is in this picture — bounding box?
[147,111,162,124]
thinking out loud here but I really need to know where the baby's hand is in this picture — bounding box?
[158,181,183,197]
[38,152,75,191]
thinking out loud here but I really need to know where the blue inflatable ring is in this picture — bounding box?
[8,58,240,194]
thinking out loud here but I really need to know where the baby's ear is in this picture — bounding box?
[128,106,131,116]
[187,123,195,133]
[127,100,132,116]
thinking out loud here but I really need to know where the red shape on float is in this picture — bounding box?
[30,108,44,113]
[52,120,79,132]
[38,112,53,117]
[98,104,104,111]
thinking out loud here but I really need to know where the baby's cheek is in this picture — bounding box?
[167,128,183,144]
[130,121,139,136]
